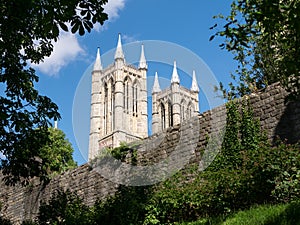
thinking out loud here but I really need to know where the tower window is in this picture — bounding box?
[187,102,193,119]
[161,103,166,130]
[132,82,138,116]
[110,80,115,130]
[180,100,186,122]
[104,82,108,134]
[123,77,130,113]
[168,101,173,127]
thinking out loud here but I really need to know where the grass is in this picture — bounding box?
[177,201,300,225]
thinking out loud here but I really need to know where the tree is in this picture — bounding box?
[1,127,77,184]
[0,0,108,185]
[211,0,300,100]
[40,127,77,176]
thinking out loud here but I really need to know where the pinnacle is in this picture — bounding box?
[114,33,125,60]
[93,47,102,71]
[138,44,147,70]
[191,70,199,92]
[171,61,180,84]
[152,72,161,93]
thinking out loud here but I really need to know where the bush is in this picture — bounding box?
[142,99,300,224]
[0,217,12,225]
[93,185,152,225]
[269,142,300,203]
[38,189,93,225]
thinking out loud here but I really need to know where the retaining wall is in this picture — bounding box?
[1,82,300,223]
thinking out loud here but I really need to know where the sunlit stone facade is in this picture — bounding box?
[88,34,199,160]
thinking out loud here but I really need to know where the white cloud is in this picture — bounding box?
[122,34,138,43]
[104,0,126,20]
[95,0,126,31]
[33,32,84,76]
[33,1,127,76]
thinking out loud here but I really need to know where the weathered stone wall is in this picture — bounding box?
[250,83,300,143]
[1,82,300,223]
[136,82,300,170]
[0,165,119,223]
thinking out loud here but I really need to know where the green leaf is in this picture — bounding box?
[52,24,59,37]
[71,22,79,33]
[80,9,88,16]
[209,23,217,29]
[59,22,68,32]
[79,24,85,35]
[209,35,215,41]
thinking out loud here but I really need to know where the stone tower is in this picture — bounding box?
[88,34,148,160]
[152,61,199,134]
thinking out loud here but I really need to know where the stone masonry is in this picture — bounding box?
[89,34,148,160]
[89,34,200,160]
[1,82,300,223]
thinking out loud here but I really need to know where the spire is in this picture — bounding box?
[190,70,199,92]
[138,44,147,70]
[152,72,161,93]
[93,47,102,71]
[171,61,180,84]
[114,33,124,60]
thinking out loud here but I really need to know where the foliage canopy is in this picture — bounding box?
[0,0,108,184]
[211,0,300,100]
[40,127,77,177]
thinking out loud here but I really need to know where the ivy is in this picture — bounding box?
[103,142,139,166]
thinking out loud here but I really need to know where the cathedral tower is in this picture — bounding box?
[88,34,148,160]
[151,61,199,134]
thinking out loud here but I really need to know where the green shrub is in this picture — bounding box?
[93,185,152,225]
[142,99,300,224]
[38,189,93,225]
[269,142,300,203]
[89,142,138,167]
[0,217,12,225]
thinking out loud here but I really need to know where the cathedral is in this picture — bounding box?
[88,34,199,160]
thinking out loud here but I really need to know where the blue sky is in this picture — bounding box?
[33,0,237,165]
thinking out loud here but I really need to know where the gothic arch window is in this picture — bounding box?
[132,80,139,116]
[180,99,186,122]
[187,102,194,119]
[168,100,173,127]
[109,78,115,130]
[160,102,166,130]
[104,82,108,134]
[123,77,131,113]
